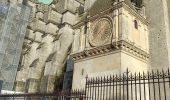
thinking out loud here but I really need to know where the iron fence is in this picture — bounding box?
[85,69,170,100]
[0,69,170,100]
[0,90,85,100]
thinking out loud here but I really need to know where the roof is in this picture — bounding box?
[88,0,114,16]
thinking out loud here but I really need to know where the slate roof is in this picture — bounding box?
[88,0,114,16]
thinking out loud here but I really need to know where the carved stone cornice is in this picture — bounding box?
[71,40,149,62]
[119,40,149,60]
[73,1,148,29]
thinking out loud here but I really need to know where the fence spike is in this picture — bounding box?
[3,69,170,100]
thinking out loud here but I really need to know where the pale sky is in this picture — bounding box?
[38,0,53,4]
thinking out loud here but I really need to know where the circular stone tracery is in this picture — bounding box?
[89,18,113,47]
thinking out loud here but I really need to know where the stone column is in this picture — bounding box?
[145,0,170,69]
[14,81,26,92]
[40,24,74,92]
[25,78,40,93]
[40,75,55,93]
[39,0,78,91]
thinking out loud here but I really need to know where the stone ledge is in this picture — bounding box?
[71,40,149,62]
[75,0,85,5]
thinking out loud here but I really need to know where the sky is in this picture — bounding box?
[38,0,53,5]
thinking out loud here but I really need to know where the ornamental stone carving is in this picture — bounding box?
[89,18,113,47]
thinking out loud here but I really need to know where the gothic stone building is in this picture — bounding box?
[0,0,170,93]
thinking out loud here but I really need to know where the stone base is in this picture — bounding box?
[72,50,148,89]
[25,78,40,93]
[13,81,25,92]
[40,75,55,93]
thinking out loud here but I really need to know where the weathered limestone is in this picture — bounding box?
[25,78,40,93]
[53,25,74,76]
[10,0,170,94]
[84,0,97,11]
[34,31,43,42]
[0,1,31,90]
[46,23,59,35]
[40,75,55,93]
[145,0,170,69]
[14,0,79,92]
[62,11,76,25]
[55,0,80,14]
[15,41,39,92]
[47,9,62,25]
[72,1,149,89]
[40,24,74,92]
[14,81,25,92]
[32,19,46,33]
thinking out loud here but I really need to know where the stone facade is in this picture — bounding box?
[0,0,169,93]
[145,0,170,70]
[72,0,149,89]
[0,0,31,90]
[13,0,83,92]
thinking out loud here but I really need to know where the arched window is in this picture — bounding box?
[134,20,138,29]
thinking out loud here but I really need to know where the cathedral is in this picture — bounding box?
[0,0,170,94]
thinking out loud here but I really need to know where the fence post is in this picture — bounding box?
[79,96,83,100]
[126,68,129,100]
[85,75,88,99]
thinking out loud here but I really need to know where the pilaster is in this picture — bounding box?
[14,81,25,92]
[25,78,40,93]
[39,75,55,93]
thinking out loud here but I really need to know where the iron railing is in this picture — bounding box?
[85,69,170,100]
[0,90,85,100]
[0,69,170,100]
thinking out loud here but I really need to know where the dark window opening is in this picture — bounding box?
[22,0,28,5]
[134,20,138,29]
[131,0,143,9]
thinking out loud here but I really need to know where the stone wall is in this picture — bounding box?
[7,0,170,93]
[14,0,84,93]
[72,1,149,89]
[145,0,170,69]
[0,0,31,90]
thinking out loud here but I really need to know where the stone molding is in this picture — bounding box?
[71,40,149,62]
[73,1,148,29]
[75,0,85,5]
